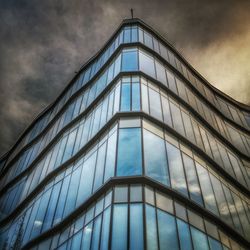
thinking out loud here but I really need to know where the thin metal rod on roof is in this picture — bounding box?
[130,8,134,19]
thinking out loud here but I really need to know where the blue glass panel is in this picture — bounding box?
[149,88,163,121]
[122,50,138,71]
[157,209,179,250]
[104,131,117,182]
[71,231,82,249]
[63,166,81,217]
[196,163,219,216]
[111,204,128,250]
[132,82,140,111]
[124,28,131,43]
[190,226,209,250]
[131,27,138,42]
[93,142,107,192]
[100,207,111,250]
[53,175,70,225]
[42,181,62,232]
[144,129,169,185]
[166,142,188,197]
[91,215,102,250]
[117,128,142,176]
[176,219,192,250]
[182,154,203,206]
[76,152,97,206]
[120,83,131,111]
[145,204,158,250]
[82,222,93,250]
[208,237,223,250]
[130,204,144,250]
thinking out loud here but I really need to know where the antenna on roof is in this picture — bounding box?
[130,8,134,19]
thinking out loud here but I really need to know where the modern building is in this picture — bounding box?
[0,18,250,250]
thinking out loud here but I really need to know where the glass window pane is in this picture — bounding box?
[143,129,169,185]
[155,192,173,214]
[208,236,223,250]
[141,83,149,114]
[169,102,185,136]
[117,128,142,176]
[157,209,179,250]
[166,69,178,94]
[131,27,138,42]
[149,87,163,121]
[166,142,188,197]
[104,130,117,182]
[177,219,192,250]
[130,185,143,202]
[145,205,158,250]
[196,163,219,216]
[114,185,128,202]
[182,154,203,206]
[121,83,131,111]
[100,207,111,250]
[130,204,144,250]
[111,204,128,250]
[132,82,140,111]
[91,215,102,250]
[190,226,209,250]
[82,222,93,250]
[161,95,173,127]
[71,231,82,249]
[155,61,167,86]
[122,50,138,71]
[139,51,156,78]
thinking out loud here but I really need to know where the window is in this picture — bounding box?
[132,82,140,111]
[166,142,188,197]
[130,204,144,250]
[161,95,173,127]
[143,129,169,186]
[145,205,158,250]
[104,130,117,182]
[130,185,143,202]
[114,186,128,202]
[123,28,131,43]
[117,128,142,176]
[156,192,173,214]
[190,226,209,250]
[177,219,192,250]
[111,204,128,250]
[169,102,185,136]
[166,69,178,94]
[157,209,179,250]
[182,154,203,206]
[155,61,167,86]
[81,222,93,250]
[120,83,131,111]
[196,163,219,216]
[100,207,111,250]
[148,87,163,121]
[91,215,102,250]
[122,49,138,71]
[139,50,156,78]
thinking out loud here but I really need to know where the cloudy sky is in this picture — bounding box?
[0,0,250,155]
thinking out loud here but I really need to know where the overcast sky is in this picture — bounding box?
[0,0,250,155]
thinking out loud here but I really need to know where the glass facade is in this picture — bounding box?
[0,19,249,250]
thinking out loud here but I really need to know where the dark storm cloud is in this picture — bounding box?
[0,0,249,155]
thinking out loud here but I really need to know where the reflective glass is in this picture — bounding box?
[122,50,138,71]
[143,129,169,185]
[145,205,158,250]
[157,209,179,250]
[132,82,140,111]
[111,204,128,250]
[139,51,156,78]
[177,219,192,250]
[81,222,93,250]
[182,154,203,206]
[120,83,131,111]
[117,128,142,176]
[91,215,102,250]
[166,142,188,197]
[149,87,163,120]
[130,204,144,250]
[190,226,209,250]
[100,207,111,250]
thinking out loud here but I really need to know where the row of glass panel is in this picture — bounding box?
[2,185,247,250]
[135,24,250,130]
[0,48,122,189]
[2,46,249,195]
[0,24,135,171]
[0,80,122,218]
[2,23,249,176]
[130,47,250,156]
[0,119,249,246]
[1,74,249,223]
